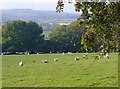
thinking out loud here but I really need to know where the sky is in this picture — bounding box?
[1,0,78,13]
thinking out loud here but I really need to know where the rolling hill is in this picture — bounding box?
[1,9,80,39]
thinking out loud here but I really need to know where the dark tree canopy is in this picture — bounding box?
[2,20,44,52]
[49,22,86,52]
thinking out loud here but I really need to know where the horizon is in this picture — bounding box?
[1,0,80,13]
[1,8,81,14]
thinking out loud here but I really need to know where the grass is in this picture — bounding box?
[2,53,118,87]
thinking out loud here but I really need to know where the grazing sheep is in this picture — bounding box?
[75,57,79,60]
[42,60,48,63]
[100,52,103,55]
[68,52,72,54]
[94,55,101,60]
[1,53,3,55]
[54,58,58,62]
[37,53,39,54]
[19,61,24,66]
[62,52,64,55]
[27,53,30,55]
[99,52,104,56]
[105,53,110,59]
[83,55,86,58]
[98,56,101,60]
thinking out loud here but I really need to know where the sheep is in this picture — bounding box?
[19,61,24,66]
[83,55,86,58]
[75,57,79,60]
[105,53,110,59]
[94,55,101,60]
[62,52,64,55]
[99,52,104,56]
[53,58,58,62]
[1,53,3,55]
[42,60,48,63]
[98,56,101,60]
[100,52,103,55]
[37,53,39,55]
[68,52,72,54]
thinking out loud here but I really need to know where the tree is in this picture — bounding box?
[48,21,85,52]
[2,20,44,52]
[56,0,120,53]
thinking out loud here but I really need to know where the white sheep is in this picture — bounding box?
[37,53,39,54]
[42,60,48,63]
[94,55,101,60]
[1,53,3,55]
[62,52,64,55]
[105,53,110,59]
[54,58,58,62]
[100,52,103,55]
[75,57,79,60]
[98,56,101,60]
[83,55,86,58]
[68,52,72,54]
[19,61,24,66]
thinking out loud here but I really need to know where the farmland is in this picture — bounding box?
[2,53,118,87]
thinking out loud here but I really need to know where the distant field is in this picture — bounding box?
[2,53,118,87]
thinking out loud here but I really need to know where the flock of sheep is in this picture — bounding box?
[19,57,59,66]
[42,57,58,63]
[18,53,110,67]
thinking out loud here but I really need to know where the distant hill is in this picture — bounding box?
[1,9,80,39]
[1,9,80,24]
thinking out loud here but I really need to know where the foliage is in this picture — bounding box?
[2,20,44,52]
[56,0,120,53]
[49,22,85,52]
[81,26,97,51]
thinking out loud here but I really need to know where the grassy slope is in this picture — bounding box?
[2,53,118,87]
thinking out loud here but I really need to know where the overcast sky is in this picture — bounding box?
[1,0,78,13]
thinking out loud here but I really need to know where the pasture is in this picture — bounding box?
[2,53,118,87]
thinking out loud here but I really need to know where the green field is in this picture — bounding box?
[2,53,118,87]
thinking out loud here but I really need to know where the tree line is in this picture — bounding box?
[2,20,85,53]
[2,19,119,53]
